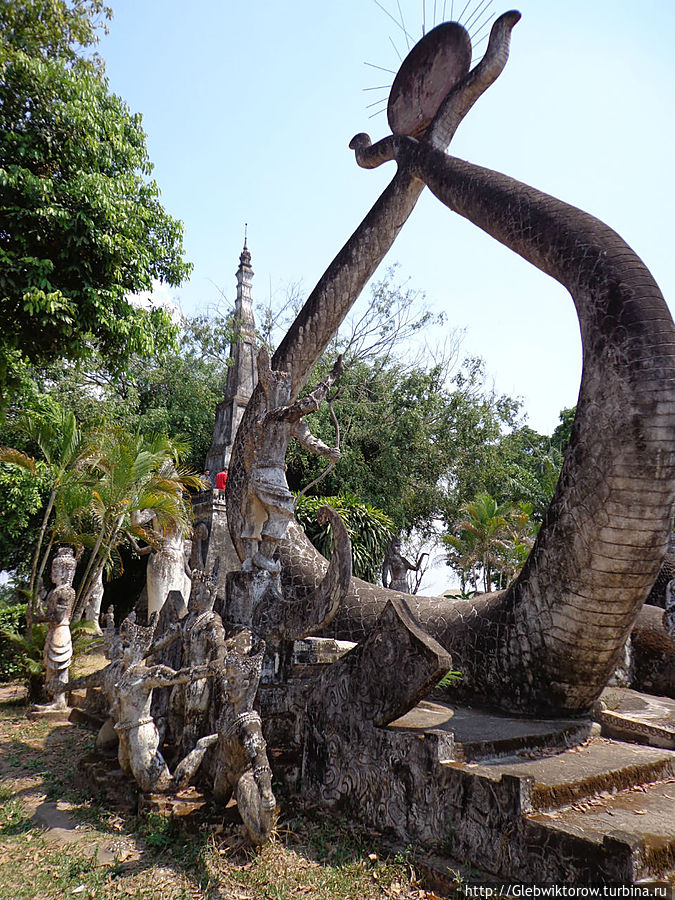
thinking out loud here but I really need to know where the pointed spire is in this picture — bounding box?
[239,223,252,269]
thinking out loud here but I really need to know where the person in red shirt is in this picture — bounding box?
[215,469,228,490]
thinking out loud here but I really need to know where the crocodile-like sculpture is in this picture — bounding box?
[226,11,675,716]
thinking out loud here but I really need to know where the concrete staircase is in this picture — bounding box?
[389,698,675,884]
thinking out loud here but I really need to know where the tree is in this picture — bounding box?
[286,353,522,538]
[3,313,233,470]
[443,493,537,593]
[0,403,98,619]
[70,428,202,619]
[0,0,191,397]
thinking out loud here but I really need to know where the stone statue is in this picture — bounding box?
[68,606,125,750]
[36,547,77,711]
[147,590,189,744]
[210,630,276,845]
[146,522,192,618]
[113,612,217,793]
[240,347,342,574]
[83,567,104,633]
[168,573,226,756]
[226,10,675,716]
[382,538,428,593]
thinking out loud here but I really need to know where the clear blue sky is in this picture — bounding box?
[99,0,675,436]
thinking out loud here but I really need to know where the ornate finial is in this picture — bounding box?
[240,225,251,268]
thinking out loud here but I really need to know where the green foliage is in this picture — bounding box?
[0,461,46,572]
[443,492,538,592]
[0,601,27,680]
[0,614,98,695]
[0,0,190,395]
[295,493,395,584]
[0,397,202,619]
[7,313,234,472]
[0,1,112,67]
[287,353,523,538]
[436,669,463,688]
[551,406,576,454]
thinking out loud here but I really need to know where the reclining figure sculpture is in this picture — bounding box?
[226,11,675,716]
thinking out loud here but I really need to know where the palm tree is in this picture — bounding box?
[444,493,536,593]
[71,429,203,620]
[0,404,98,620]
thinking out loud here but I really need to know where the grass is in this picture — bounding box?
[0,683,448,899]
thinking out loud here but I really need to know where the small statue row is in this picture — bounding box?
[69,574,276,844]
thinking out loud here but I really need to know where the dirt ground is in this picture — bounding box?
[0,682,459,900]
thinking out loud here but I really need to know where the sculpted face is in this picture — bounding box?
[51,548,76,588]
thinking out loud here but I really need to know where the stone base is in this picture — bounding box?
[27,705,72,725]
[138,787,240,828]
[138,787,209,822]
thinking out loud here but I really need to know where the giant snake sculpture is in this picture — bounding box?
[226,11,675,716]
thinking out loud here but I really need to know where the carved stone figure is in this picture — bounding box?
[83,567,104,633]
[37,547,77,710]
[168,573,226,755]
[240,348,342,574]
[210,631,276,845]
[113,612,216,793]
[68,606,125,750]
[226,11,675,716]
[382,538,427,593]
[147,589,189,743]
[146,522,192,618]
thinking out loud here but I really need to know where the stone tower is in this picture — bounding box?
[192,237,258,593]
[204,236,258,479]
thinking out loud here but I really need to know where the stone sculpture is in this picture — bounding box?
[147,589,189,743]
[226,10,675,717]
[68,606,125,751]
[382,538,427,593]
[146,522,192,618]
[240,347,342,574]
[168,573,226,756]
[209,630,276,845]
[113,612,218,793]
[36,547,77,711]
[83,567,104,633]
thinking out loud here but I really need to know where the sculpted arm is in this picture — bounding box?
[283,356,343,423]
[292,420,340,461]
[144,663,214,690]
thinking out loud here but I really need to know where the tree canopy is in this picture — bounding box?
[0,0,191,397]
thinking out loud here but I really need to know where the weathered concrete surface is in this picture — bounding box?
[298,681,675,882]
[191,489,241,603]
[528,775,675,881]
[472,738,675,812]
[597,687,675,750]
[390,699,599,761]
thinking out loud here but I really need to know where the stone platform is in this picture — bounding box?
[402,700,675,883]
[596,687,675,750]
[296,693,675,884]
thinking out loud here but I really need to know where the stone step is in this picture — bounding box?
[596,687,675,750]
[470,737,675,812]
[389,699,598,761]
[527,776,675,882]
